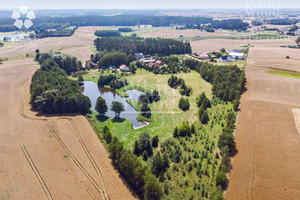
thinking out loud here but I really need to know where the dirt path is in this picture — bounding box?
[0,57,136,199]
[226,47,300,200]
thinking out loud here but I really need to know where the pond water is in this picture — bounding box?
[81,81,147,128]
[0,34,30,41]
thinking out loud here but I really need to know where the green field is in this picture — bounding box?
[174,33,289,42]
[266,68,300,79]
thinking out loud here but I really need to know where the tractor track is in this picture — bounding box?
[18,81,109,200]
[10,80,54,200]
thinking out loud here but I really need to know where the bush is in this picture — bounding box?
[177,121,191,137]
[216,171,227,186]
[179,97,190,111]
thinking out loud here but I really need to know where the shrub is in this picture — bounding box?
[179,97,190,111]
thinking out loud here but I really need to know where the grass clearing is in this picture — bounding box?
[266,68,300,79]
[81,68,212,149]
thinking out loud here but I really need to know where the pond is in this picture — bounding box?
[81,81,147,129]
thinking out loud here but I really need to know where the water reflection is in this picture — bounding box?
[81,81,147,128]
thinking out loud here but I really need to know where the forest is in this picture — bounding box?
[184,19,249,31]
[94,30,121,37]
[30,57,91,114]
[36,52,82,74]
[183,59,245,103]
[211,19,249,31]
[94,36,191,55]
[97,51,135,68]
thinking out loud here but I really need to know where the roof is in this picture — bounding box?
[120,64,129,70]
[85,62,97,67]
[147,62,160,68]
[220,55,232,60]
[231,49,242,53]
[229,52,244,57]
[199,52,209,58]
[156,60,163,65]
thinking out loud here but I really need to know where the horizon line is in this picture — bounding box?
[1,8,300,11]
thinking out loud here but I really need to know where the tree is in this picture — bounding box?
[129,62,137,74]
[143,151,148,161]
[296,37,300,45]
[216,171,227,186]
[95,97,108,115]
[173,126,178,138]
[102,125,112,144]
[191,124,196,134]
[78,75,84,86]
[152,135,159,148]
[141,103,151,118]
[111,101,124,118]
[233,99,240,111]
[198,105,209,124]
[144,140,153,157]
[143,170,163,200]
[220,48,226,53]
[179,97,190,111]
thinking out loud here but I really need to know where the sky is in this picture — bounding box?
[0,0,300,10]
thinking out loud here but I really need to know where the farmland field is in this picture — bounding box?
[226,46,300,199]
[0,28,136,200]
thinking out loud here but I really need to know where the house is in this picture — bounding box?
[85,62,97,68]
[141,57,156,64]
[156,60,163,66]
[229,52,244,60]
[219,55,233,63]
[108,65,116,70]
[199,52,209,59]
[120,64,129,72]
[147,62,160,68]
[47,28,57,32]
[230,49,242,53]
[134,53,144,60]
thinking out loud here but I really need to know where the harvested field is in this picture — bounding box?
[226,47,300,200]
[190,38,296,53]
[0,27,98,62]
[0,60,136,198]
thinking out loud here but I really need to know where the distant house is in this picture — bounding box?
[199,52,209,59]
[134,53,144,60]
[108,65,116,70]
[147,62,159,68]
[47,28,57,32]
[156,60,163,66]
[219,55,233,63]
[230,49,242,53]
[229,52,244,60]
[141,57,156,64]
[120,64,129,71]
[85,62,97,68]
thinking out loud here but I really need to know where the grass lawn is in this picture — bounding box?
[266,68,300,79]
